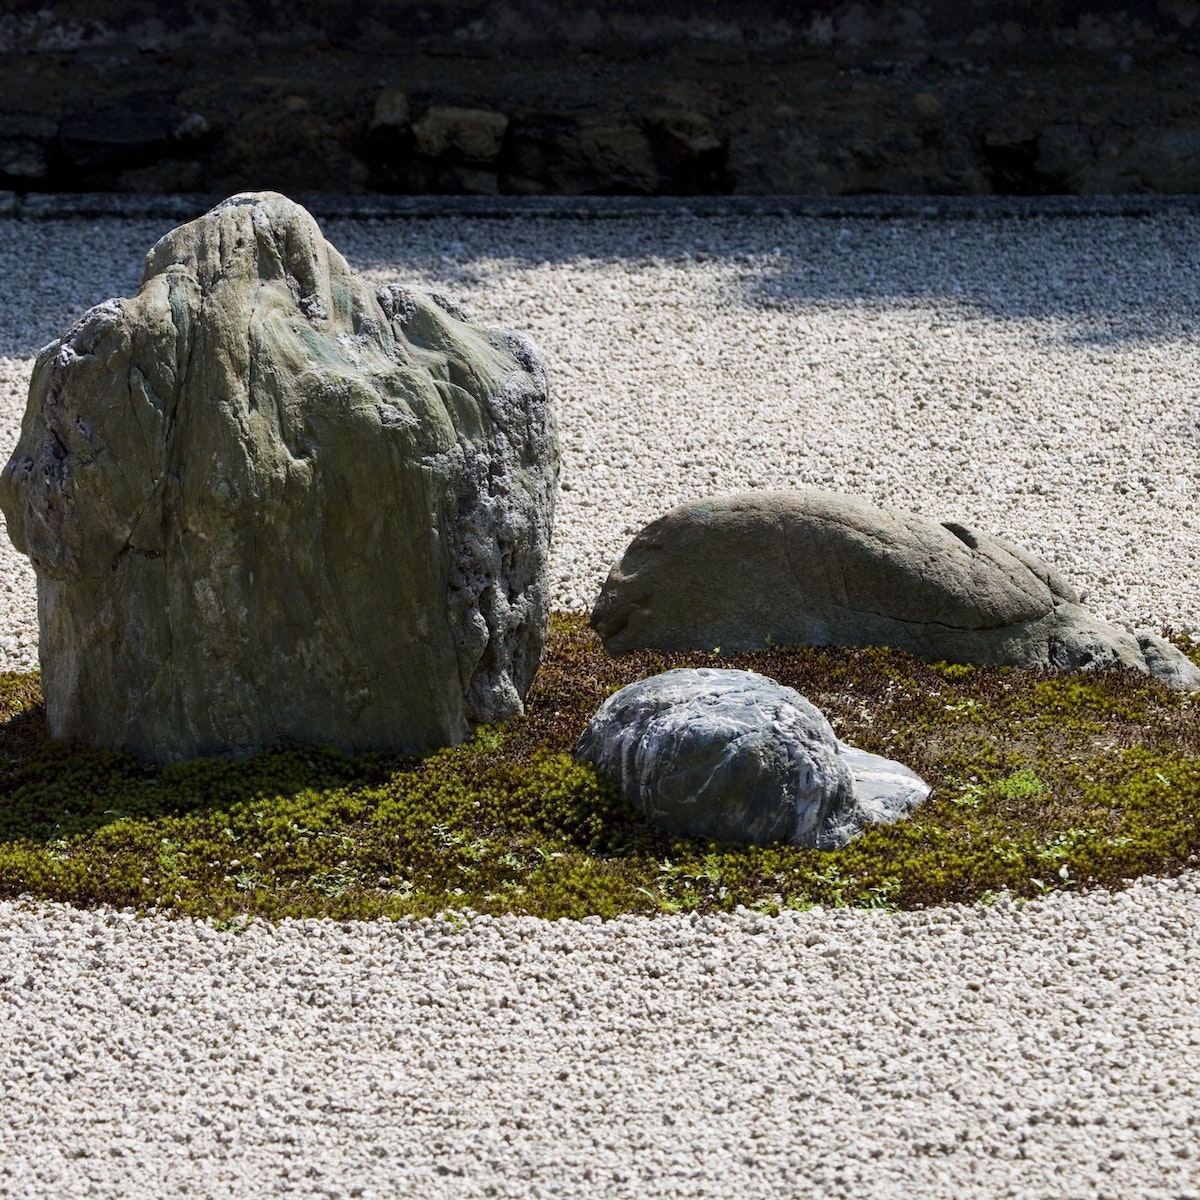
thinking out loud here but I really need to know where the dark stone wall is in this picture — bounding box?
[2,1,1199,195]
[4,1,1200,49]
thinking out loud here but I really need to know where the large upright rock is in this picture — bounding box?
[0,192,558,762]
[591,490,1200,689]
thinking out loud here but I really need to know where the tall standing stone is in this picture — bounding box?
[0,192,558,762]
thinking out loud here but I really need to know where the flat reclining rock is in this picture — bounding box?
[0,191,558,762]
[576,667,930,850]
[591,490,1200,689]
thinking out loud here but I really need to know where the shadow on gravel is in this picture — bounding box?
[3,209,1198,357]
[331,212,1200,351]
[727,217,1200,350]
[0,220,165,358]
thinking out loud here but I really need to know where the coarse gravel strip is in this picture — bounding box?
[1,202,1200,1197]
[1,878,1198,1200]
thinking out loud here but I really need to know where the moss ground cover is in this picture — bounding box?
[1,614,1198,922]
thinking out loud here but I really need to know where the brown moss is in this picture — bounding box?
[0,616,1197,920]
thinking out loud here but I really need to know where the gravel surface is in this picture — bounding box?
[1,203,1199,1197]
[2,881,1198,1200]
[4,208,1200,669]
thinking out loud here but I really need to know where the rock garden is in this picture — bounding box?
[1,192,1198,923]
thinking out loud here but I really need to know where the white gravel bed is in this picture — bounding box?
[1,877,1198,1200]
[1,206,1200,1197]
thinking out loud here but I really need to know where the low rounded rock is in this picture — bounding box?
[590,489,1200,690]
[575,667,929,850]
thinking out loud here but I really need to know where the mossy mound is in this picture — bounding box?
[2,614,1198,923]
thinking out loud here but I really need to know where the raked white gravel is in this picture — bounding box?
[1,881,1198,1200]
[0,204,1199,1198]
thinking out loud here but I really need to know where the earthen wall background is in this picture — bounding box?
[1,1,1197,195]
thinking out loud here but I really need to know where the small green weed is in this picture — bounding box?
[994,768,1047,799]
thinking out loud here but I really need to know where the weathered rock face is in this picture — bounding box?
[591,490,1200,689]
[0,191,558,762]
[575,668,929,850]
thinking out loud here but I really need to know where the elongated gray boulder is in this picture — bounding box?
[0,192,558,762]
[576,668,929,850]
[591,490,1200,689]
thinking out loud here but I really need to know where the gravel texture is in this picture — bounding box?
[1,202,1199,1197]
[2,881,1198,1199]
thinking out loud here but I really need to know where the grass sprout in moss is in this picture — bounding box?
[1,613,1198,922]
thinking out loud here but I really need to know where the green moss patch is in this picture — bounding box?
[1,616,1198,921]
